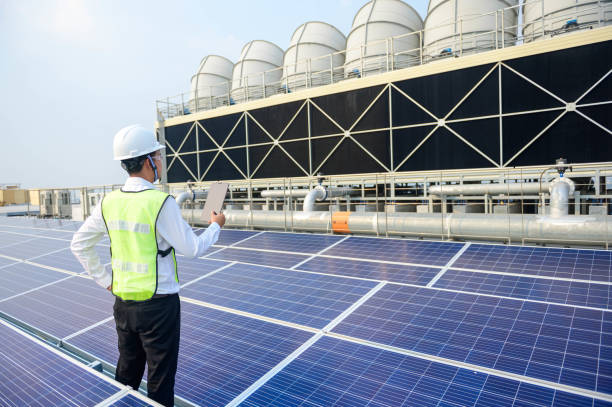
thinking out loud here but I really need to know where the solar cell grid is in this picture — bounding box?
[0,237,69,260]
[67,302,314,407]
[32,245,110,273]
[296,256,440,285]
[110,393,155,406]
[208,247,309,269]
[196,228,260,246]
[0,276,113,338]
[435,269,612,309]
[0,263,70,301]
[454,244,612,282]
[175,257,230,285]
[241,336,609,407]
[180,263,377,328]
[0,321,120,406]
[324,236,463,266]
[0,256,18,268]
[234,231,344,254]
[0,232,39,248]
[332,284,610,394]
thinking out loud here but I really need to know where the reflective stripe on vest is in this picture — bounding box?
[101,188,176,301]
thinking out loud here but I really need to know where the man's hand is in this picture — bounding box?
[210,211,226,227]
[106,285,112,291]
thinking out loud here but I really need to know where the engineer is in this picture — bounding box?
[71,124,225,406]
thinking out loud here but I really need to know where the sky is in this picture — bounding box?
[0,0,429,189]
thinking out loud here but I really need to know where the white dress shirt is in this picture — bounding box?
[71,177,220,293]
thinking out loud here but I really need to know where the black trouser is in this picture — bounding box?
[113,294,180,407]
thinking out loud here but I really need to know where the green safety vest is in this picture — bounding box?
[101,189,177,301]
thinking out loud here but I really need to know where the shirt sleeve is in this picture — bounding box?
[156,196,220,258]
[70,202,111,289]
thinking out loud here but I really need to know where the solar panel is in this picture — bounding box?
[67,301,314,407]
[0,320,121,406]
[435,269,612,309]
[234,232,344,254]
[0,263,70,301]
[110,393,157,406]
[453,244,612,282]
[180,263,377,328]
[2,218,612,407]
[31,247,92,273]
[323,236,464,266]
[0,275,113,339]
[296,256,441,285]
[0,256,19,268]
[195,228,261,246]
[0,231,40,247]
[332,284,609,394]
[240,335,606,407]
[175,257,230,285]
[208,247,309,269]
[0,237,69,261]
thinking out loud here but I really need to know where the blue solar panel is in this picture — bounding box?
[175,257,230,285]
[0,263,70,301]
[241,336,608,407]
[234,232,344,254]
[0,237,69,260]
[180,263,377,328]
[324,236,463,266]
[0,231,40,247]
[435,269,612,309]
[67,301,314,407]
[0,276,113,339]
[332,284,609,394]
[208,247,309,269]
[32,245,110,273]
[0,256,18,268]
[110,393,155,406]
[454,244,612,282]
[196,228,261,246]
[0,320,120,406]
[296,256,440,285]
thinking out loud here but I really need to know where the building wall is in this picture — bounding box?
[160,35,612,183]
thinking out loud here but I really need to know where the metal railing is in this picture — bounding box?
[156,0,611,120]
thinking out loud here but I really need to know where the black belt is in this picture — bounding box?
[117,293,177,303]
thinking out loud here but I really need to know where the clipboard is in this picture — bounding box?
[202,182,229,223]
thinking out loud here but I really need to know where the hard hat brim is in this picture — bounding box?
[114,144,165,161]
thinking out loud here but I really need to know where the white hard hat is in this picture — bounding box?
[113,124,165,160]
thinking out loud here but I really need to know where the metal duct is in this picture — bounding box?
[429,182,551,196]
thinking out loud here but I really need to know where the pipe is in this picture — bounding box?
[181,209,611,246]
[429,182,551,196]
[549,177,575,218]
[175,190,208,206]
[260,189,309,198]
[303,186,357,212]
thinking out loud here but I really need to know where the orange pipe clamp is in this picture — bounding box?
[332,211,351,234]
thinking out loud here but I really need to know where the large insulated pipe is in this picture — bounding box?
[203,209,610,245]
[429,182,551,196]
[260,189,309,198]
[175,190,208,206]
[549,177,575,218]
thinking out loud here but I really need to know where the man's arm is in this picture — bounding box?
[156,197,224,258]
[70,203,111,289]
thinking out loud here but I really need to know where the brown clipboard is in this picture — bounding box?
[202,182,229,223]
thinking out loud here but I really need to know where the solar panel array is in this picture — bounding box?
[0,216,610,406]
